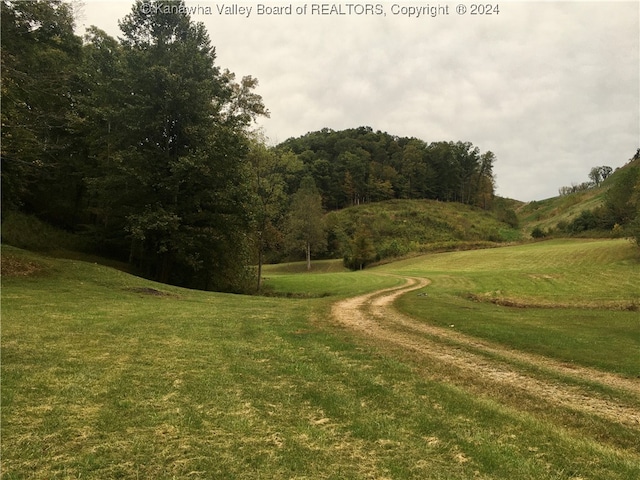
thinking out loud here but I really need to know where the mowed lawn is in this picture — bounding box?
[382,239,640,377]
[2,241,640,479]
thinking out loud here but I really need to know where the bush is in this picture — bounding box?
[342,226,378,270]
[378,239,410,259]
[531,226,546,239]
[568,210,598,233]
[628,214,640,247]
[495,206,519,228]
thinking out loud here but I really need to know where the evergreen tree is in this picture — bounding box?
[1,0,83,219]
[87,0,267,290]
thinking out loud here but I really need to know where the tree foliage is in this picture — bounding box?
[559,165,613,196]
[1,0,267,292]
[604,165,639,226]
[1,0,82,217]
[343,225,378,270]
[277,127,496,211]
[248,138,303,289]
[285,177,327,270]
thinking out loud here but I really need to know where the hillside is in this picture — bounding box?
[517,186,607,233]
[517,156,640,236]
[321,198,521,268]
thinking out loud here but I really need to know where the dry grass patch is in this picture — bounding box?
[467,291,639,311]
[1,252,47,277]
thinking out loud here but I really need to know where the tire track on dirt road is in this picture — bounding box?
[331,275,640,428]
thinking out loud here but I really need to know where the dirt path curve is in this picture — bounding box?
[331,275,640,428]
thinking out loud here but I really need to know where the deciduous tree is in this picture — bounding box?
[249,139,302,290]
[1,0,82,218]
[286,177,327,270]
[344,225,377,270]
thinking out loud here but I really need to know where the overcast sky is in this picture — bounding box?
[75,1,639,201]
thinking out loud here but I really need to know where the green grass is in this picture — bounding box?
[2,243,640,479]
[262,258,349,275]
[326,198,522,260]
[382,239,640,376]
[1,211,90,253]
[262,267,402,298]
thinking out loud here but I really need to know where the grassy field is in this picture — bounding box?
[261,260,402,298]
[382,239,640,376]
[262,259,349,275]
[2,240,640,479]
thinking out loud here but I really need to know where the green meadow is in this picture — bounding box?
[384,239,640,376]
[2,239,639,479]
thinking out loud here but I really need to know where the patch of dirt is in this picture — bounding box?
[125,287,175,297]
[1,255,45,277]
[331,276,640,428]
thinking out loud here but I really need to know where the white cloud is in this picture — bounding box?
[78,0,639,201]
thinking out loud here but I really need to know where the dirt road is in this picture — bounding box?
[331,276,640,428]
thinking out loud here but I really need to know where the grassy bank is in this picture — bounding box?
[383,239,640,376]
[2,242,639,479]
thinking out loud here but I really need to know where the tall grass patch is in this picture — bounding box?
[326,199,522,262]
[1,211,90,253]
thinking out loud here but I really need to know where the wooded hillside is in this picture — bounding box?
[1,0,267,291]
[2,0,637,292]
[277,127,496,211]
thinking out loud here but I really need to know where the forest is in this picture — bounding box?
[4,0,637,293]
[2,0,270,291]
[1,0,501,292]
[277,127,497,211]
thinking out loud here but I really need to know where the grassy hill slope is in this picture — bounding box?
[325,198,522,263]
[517,157,640,235]
[3,241,639,479]
[517,184,607,234]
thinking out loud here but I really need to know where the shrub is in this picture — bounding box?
[568,210,598,233]
[628,214,640,247]
[378,239,410,259]
[531,226,546,239]
[343,226,378,270]
[556,221,568,232]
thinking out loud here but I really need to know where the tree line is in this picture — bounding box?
[558,165,613,196]
[1,0,499,291]
[277,127,496,211]
[2,0,269,291]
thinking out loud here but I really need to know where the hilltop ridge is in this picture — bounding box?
[517,155,640,236]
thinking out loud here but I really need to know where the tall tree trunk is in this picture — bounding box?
[257,236,264,292]
[306,241,311,271]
